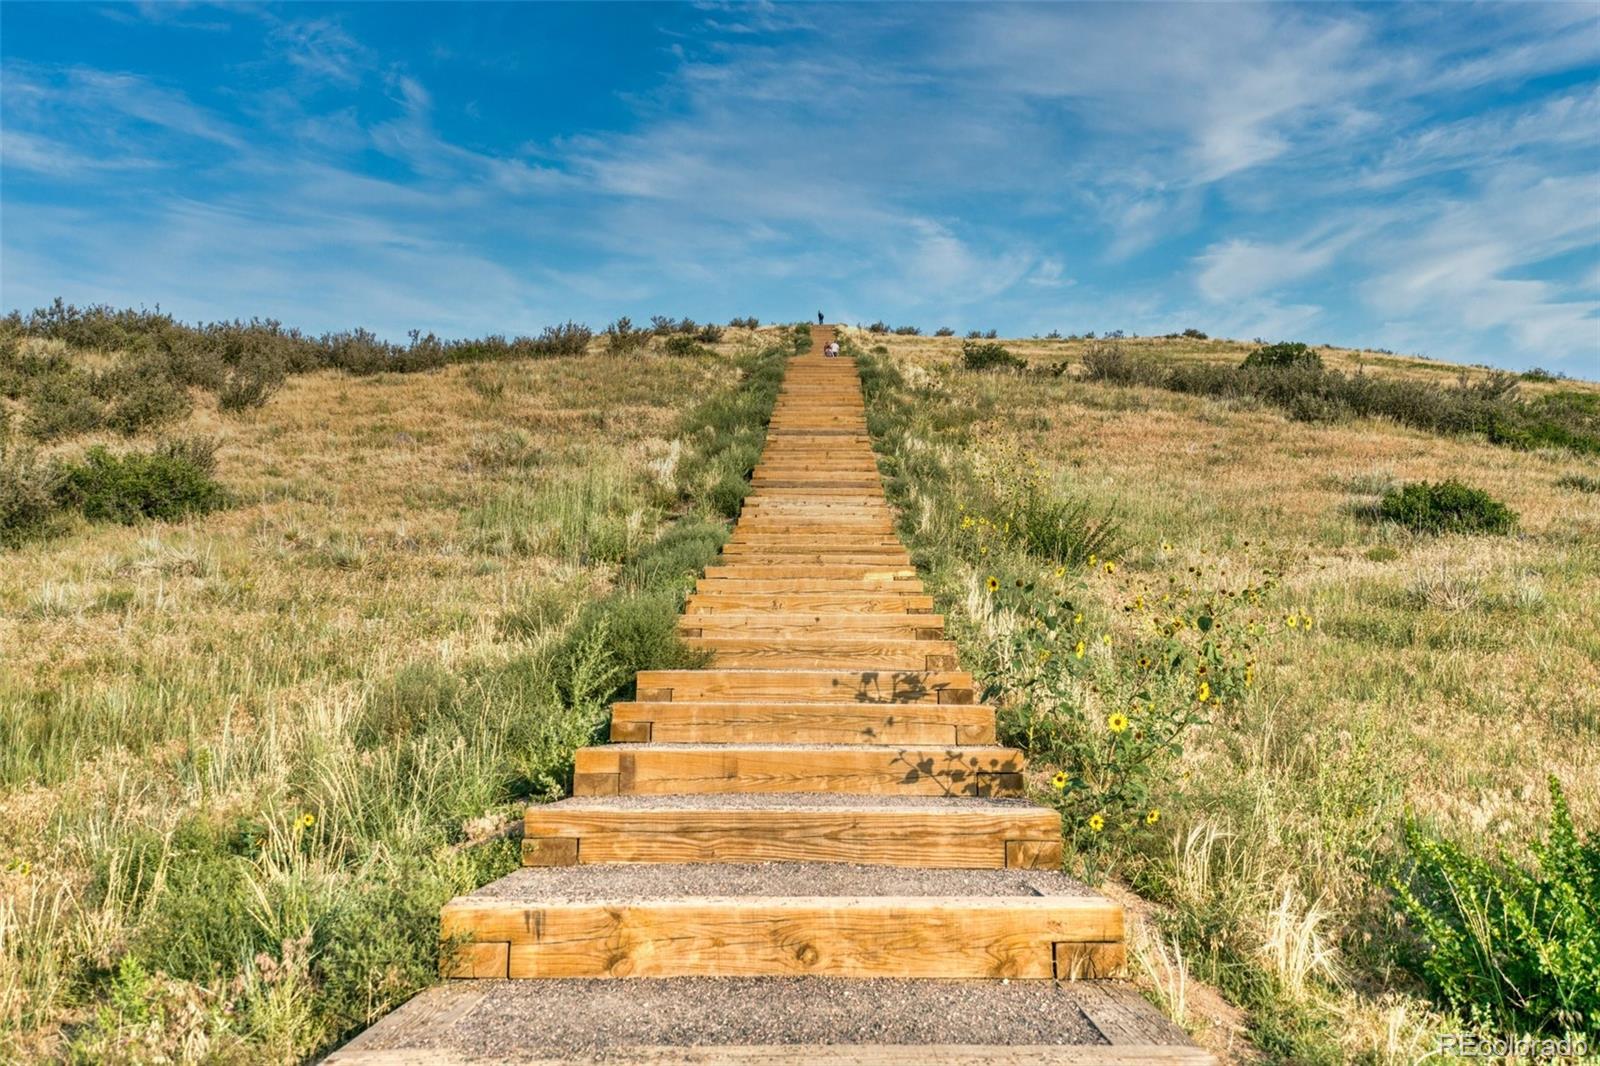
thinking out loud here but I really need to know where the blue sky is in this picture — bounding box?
[2,2,1598,371]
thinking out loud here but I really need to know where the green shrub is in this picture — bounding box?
[217,357,287,412]
[1182,328,1208,340]
[962,340,1025,371]
[1393,776,1599,1039]
[604,317,650,355]
[56,439,226,525]
[1,436,64,546]
[934,327,955,337]
[528,321,593,357]
[893,325,921,336]
[1241,341,1324,372]
[98,355,194,434]
[695,323,725,344]
[663,334,704,357]
[1377,480,1517,535]
[25,370,105,440]
[867,321,889,334]
[727,316,760,330]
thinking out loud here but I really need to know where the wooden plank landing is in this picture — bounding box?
[335,325,1209,1063]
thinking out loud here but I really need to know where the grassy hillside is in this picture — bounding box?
[848,327,1599,1062]
[3,313,1596,1062]
[0,316,798,1060]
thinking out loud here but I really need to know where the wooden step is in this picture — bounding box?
[684,592,936,614]
[609,698,992,744]
[679,613,944,638]
[685,637,958,669]
[703,565,917,580]
[696,579,925,595]
[571,743,1024,797]
[634,669,975,703]
[523,795,1058,868]
[441,864,1120,979]
[713,552,914,566]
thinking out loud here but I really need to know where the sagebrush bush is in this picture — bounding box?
[529,321,593,357]
[98,355,194,434]
[0,436,64,546]
[56,439,225,525]
[961,339,1025,371]
[893,325,921,336]
[934,326,955,337]
[217,357,287,412]
[1081,341,1161,386]
[25,369,105,440]
[1394,776,1599,1039]
[727,316,760,330]
[1378,479,1517,535]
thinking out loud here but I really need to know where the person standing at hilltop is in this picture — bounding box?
[817,311,824,325]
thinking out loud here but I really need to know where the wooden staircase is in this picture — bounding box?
[328,327,1213,1064]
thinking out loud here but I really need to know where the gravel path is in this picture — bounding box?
[339,978,1112,1055]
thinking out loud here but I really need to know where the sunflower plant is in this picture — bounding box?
[979,550,1281,874]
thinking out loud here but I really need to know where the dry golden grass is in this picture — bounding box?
[850,326,1599,1061]
[0,339,753,1059]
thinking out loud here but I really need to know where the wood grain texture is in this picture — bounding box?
[522,805,1061,868]
[609,699,994,745]
[684,637,958,670]
[632,669,975,704]
[439,896,1121,979]
[572,744,1026,797]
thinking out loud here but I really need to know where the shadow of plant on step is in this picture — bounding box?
[844,670,939,704]
[889,749,1022,797]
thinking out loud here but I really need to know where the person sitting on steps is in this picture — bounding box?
[824,340,840,358]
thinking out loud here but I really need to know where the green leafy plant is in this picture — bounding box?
[1241,342,1324,372]
[1378,479,1517,535]
[56,439,225,525]
[960,441,1121,567]
[961,340,1025,371]
[663,334,704,357]
[1392,776,1599,1039]
[980,551,1280,875]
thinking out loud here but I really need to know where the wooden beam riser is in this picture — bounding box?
[442,897,1121,979]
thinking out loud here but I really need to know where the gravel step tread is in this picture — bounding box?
[326,978,1206,1062]
[459,862,1099,901]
